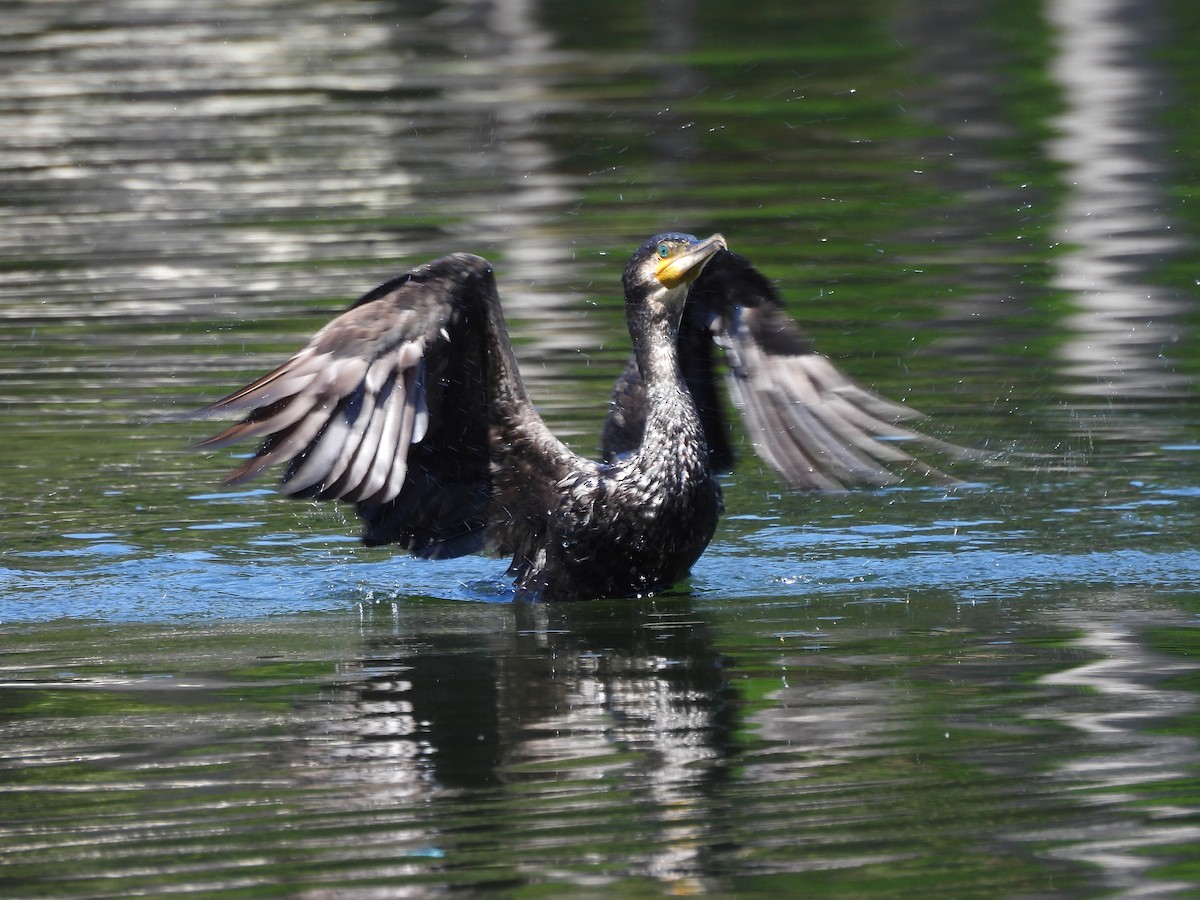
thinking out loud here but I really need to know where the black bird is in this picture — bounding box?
[198,233,729,601]
[197,236,969,601]
[604,249,965,490]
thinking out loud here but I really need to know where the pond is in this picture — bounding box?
[2,0,1199,895]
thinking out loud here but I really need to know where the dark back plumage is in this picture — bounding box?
[198,235,727,601]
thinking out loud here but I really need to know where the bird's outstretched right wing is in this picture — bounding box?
[196,253,515,557]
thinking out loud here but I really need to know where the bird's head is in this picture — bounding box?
[622,232,727,323]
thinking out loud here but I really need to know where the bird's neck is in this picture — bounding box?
[633,314,706,459]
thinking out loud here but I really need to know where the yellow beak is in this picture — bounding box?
[655,233,728,289]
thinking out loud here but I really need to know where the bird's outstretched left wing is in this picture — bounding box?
[603,250,972,490]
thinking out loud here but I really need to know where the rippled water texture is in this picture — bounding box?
[2,0,1199,895]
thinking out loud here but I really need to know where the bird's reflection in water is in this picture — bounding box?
[298,598,739,888]
[505,601,738,796]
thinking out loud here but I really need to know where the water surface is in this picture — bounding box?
[2,0,1199,895]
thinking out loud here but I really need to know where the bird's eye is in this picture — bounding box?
[656,242,671,259]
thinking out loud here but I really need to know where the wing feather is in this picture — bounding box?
[196,392,320,450]
[196,258,484,509]
[195,252,577,560]
[224,407,331,484]
[603,249,977,490]
[332,371,396,502]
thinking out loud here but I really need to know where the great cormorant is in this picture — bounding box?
[196,234,965,601]
[198,233,728,601]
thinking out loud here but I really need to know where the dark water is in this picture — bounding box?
[3,0,1200,895]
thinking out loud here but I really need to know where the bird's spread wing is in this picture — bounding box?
[603,250,972,490]
[196,253,568,558]
[716,306,946,490]
[198,326,429,505]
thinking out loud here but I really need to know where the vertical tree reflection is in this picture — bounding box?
[1045,0,1189,402]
